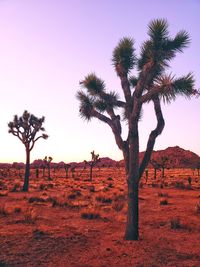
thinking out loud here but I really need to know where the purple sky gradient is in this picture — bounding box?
[0,0,199,163]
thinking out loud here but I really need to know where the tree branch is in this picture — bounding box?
[92,109,125,151]
[139,96,165,179]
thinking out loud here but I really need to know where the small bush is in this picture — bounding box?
[24,207,38,224]
[112,201,124,212]
[14,207,21,213]
[28,197,46,203]
[96,194,112,204]
[0,191,8,197]
[160,198,168,205]
[68,193,77,200]
[32,229,46,239]
[88,185,95,192]
[175,181,185,189]
[170,217,181,229]
[81,209,100,220]
[39,184,47,190]
[10,183,21,192]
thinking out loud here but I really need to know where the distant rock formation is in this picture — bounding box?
[1,146,199,169]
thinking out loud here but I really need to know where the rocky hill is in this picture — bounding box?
[121,146,200,169]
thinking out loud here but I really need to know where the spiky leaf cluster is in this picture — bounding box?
[77,74,121,120]
[77,19,196,124]
[155,73,195,103]
[8,110,48,149]
[138,19,190,73]
[112,37,136,75]
[80,73,105,95]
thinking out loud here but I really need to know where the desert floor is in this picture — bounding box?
[0,167,200,267]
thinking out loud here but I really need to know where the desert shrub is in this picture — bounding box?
[175,181,185,189]
[14,207,21,213]
[170,217,181,229]
[81,209,101,220]
[39,184,47,190]
[107,177,113,181]
[32,229,46,239]
[102,187,110,192]
[24,207,38,224]
[68,193,77,200]
[160,198,168,205]
[195,201,200,214]
[10,183,21,192]
[112,200,125,212]
[95,194,112,204]
[0,191,8,197]
[88,185,95,192]
[28,197,46,203]
[48,196,67,207]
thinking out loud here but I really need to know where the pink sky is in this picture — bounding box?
[0,0,199,163]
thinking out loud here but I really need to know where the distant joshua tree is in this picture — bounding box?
[71,165,76,178]
[44,156,53,180]
[64,164,71,178]
[84,150,101,181]
[150,159,161,180]
[77,19,198,240]
[158,156,169,178]
[196,162,200,176]
[8,110,48,191]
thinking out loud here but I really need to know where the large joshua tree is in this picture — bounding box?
[8,110,48,192]
[77,19,198,240]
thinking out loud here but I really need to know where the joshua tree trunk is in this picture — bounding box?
[89,165,93,181]
[48,166,51,180]
[125,179,139,240]
[154,168,157,179]
[23,146,30,192]
[162,167,165,178]
[124,126,140,240]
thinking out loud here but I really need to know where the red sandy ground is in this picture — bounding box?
[0,167,200,267]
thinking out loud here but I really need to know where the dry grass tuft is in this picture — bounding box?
[81,208,101,220]
[170,217,181,229]
[24,207,38,224]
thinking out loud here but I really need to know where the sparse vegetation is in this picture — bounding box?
[24,207,38,224]
[81,208,101,220]
[170,217,181,229]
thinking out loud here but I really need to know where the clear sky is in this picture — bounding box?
[0,0,199,163]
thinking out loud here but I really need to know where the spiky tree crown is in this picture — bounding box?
[8,110,48,151]
[77,19,197,123]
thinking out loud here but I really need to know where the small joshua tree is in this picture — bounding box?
[158,156,169,178]
[64,164,71,178]
[150,159,161,180]
[44,156,53,180]
[84,150,101,181]
[71,165,76,178]
[8,110,48,191]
